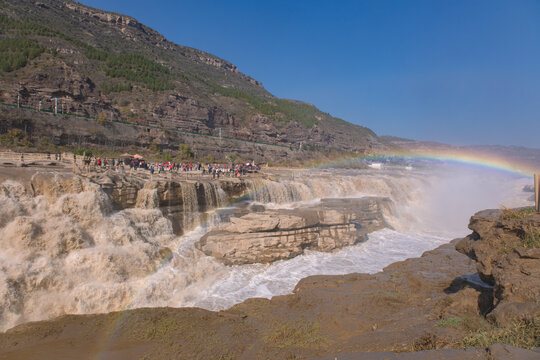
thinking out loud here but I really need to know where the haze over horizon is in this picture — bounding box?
[79,0,540,149]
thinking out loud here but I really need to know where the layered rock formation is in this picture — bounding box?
[1,208,540,359]
[456,209,540,324]
[29,170,250,235]
[196,197,391,264]
[0,0,387,159]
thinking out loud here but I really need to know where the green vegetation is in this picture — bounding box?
[96,113,109,125]
[522,225,540,248]
[263,320,327,349]
[189,72,321,127]
[0,14,55,36]
[500,207,536,220]
[104,54,174,91]
[0,129,29,147]
[178,143,193,160]
[69,148,93,157]
[0,38,44,72]
[0,14,173,91]
[500,224,540,254]
[210,84,320,127]
[460,314,540,349]
[414,313,540,351]
[437,317,463,327]
[149,140,162,156]
[101,82,133,94]
[204,154,215,163]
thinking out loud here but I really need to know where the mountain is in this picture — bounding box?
[0,0,387,161]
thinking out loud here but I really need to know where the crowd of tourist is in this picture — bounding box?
[82,156,261,178]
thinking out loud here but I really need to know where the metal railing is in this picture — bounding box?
[0,101,291,149]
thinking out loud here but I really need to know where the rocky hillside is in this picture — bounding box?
[0,0,386,160]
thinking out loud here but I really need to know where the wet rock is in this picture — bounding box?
[196,197,391,265]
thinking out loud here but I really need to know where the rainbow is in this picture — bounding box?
[92,147,537,357]
[303,147,538,178]
[386,148,538,177]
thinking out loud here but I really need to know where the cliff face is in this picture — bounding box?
[0,0,386,159]
[456,209,540,324]
[29,170,250,235]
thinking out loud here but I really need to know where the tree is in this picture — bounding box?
[178,143,193,159]
[149,139,160,154]
[96,112,109,125]
[227,154,237,163]
[204,154,215,164]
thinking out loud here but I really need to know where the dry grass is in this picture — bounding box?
[460,315,540,349]
[412,313,540,351]
[522,225,540,248]
[411,333,452,351]
[500,207,536,220]
[263,320,327,349]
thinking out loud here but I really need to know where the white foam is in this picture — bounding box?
[175,229,450,311]
[0,164,533,331]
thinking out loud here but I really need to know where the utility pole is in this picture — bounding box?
[17,95,20,108]
[38,101,41,111]
[218,128,221,140]
[52,97,57,114]
[535,174,539,213]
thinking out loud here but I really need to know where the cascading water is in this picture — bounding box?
[180,182,199,230]
[202,182,227,210]
[0,165,532,331]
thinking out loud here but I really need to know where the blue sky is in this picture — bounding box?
[79,0,540,148]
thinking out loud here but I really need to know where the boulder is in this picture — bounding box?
[196,197,391,265]
[456,209,540,324]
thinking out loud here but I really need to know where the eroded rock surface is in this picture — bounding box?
[456,209,540,324]
[196,197,391,264]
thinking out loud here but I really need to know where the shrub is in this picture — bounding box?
[0,129,28,147]
[178,143,193,160]
[204,154,215,163]
[0,37,44,72]
[96,112,109,124]
[149,139,160,154]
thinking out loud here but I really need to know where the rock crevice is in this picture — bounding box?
[196,197,392,265]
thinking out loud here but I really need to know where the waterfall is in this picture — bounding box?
[181,182,199,230]
[0,166,530,332]
[245,173,412,205]
[135,187,159,209]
